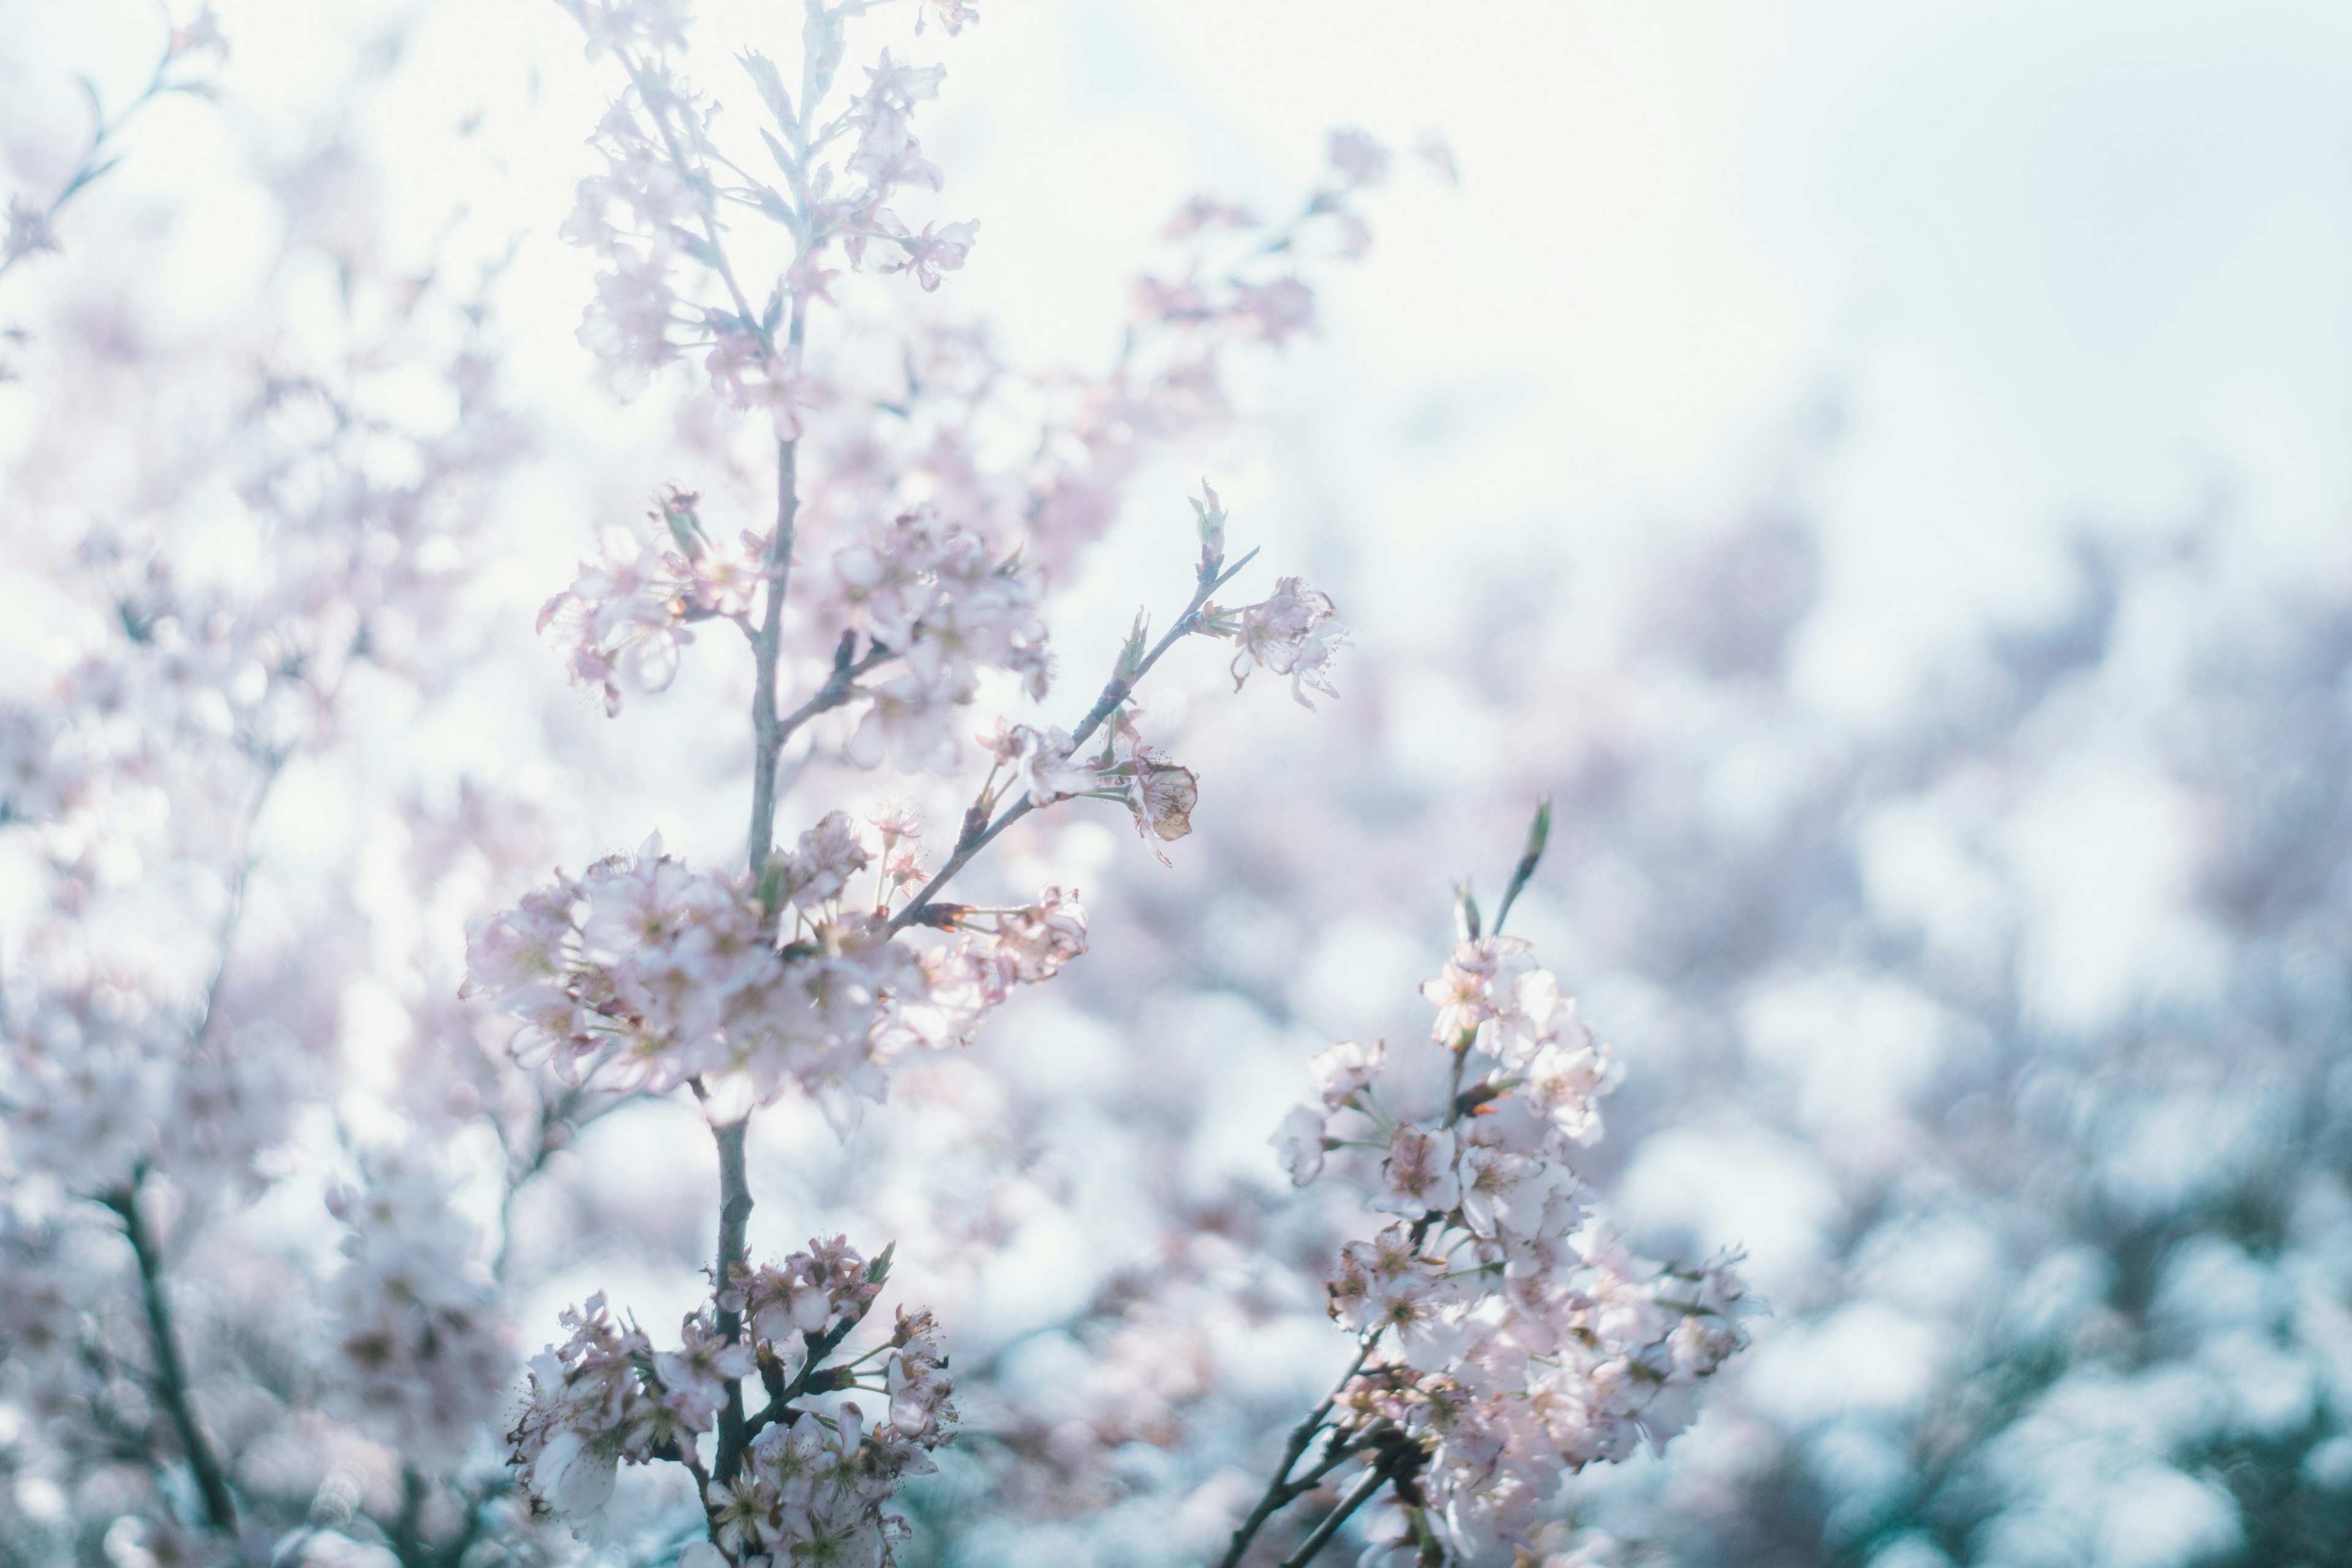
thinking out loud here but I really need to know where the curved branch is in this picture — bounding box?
[1276,1460,1391,1568]
[1214,1332,1378,1568]
[101,1175,239,1537]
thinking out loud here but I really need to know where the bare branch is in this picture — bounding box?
[101,1174,239,1537]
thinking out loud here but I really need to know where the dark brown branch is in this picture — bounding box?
[101,1174,239,1536]
[1276,1460,1391,1568]
[741,1313,862,1442]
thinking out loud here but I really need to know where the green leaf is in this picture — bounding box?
[1455,880,1482,944]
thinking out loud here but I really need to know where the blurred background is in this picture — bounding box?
[7,1,2352,1566]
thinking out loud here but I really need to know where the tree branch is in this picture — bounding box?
[0,26,217,287]
[709,1114,755,1484]
[101,1174,239,1537]
[1215,1332,1377,1568]
[764,637,894,778]
[1276,1461,1390,1568]
[746,437,801,877]
[888,546,1261,932]
[390,1466,426,1568]
[741,1313,862,1442]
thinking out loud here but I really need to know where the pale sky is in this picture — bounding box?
[12,0,2351,726]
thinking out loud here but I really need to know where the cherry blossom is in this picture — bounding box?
[1232,851,1751,1564]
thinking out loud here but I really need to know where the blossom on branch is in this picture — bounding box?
[1203,574,1345,706]
[512,1234,952,1560]
[1263,925,1751,1558]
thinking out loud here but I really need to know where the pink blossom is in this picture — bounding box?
[889,219,980,292]
[1325,127,1394,190]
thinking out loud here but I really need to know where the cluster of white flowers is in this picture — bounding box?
[829,507,1050,772]
[1270,933,1752,1561]
[1126,126,1451,353]
[4,1001,294,1208]
[540,494,1052,760]
[0,3,1463,1566]
[511,1235,952,1564]
[560,0,978,413]
[537,490,770,714]
[462,815,1084,1112]
[489,10,1401,1561]
[1016,134,1449,579]
[0,115,557,1560]
[563,82,697,398]
[833,54,976,291]
[325,1144,510,1469]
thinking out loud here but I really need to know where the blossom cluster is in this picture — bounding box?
[537,490,770,714]
[560,1,979,413]
[510,1235,952,1563]
[1272,933,1752,1559]
[539,492,1053,769]
[829,507,1051,772]
[326,1144,510,1468]
[462,815,1085,1111]
[0,88,562,1566]
[2,3,1434,1566]
[1133,126,1442,348]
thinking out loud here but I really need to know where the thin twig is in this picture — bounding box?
[192,752,287,1052]
[741,1312,861,1442]
[746,437,801,875]
[0,26,218,286]
[1215,1332,1378,1568]
[764,638,894,779]
[1276,1461,1390,1568]
[888,547,1260,933]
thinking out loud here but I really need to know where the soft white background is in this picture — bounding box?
[13,0,2351,713]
